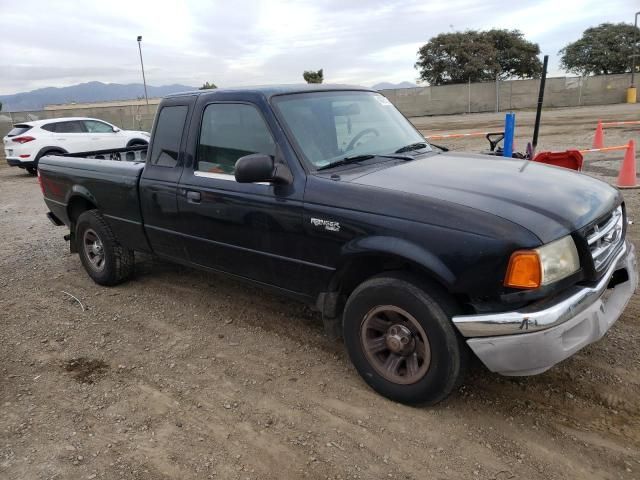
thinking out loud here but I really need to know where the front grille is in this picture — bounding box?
[586,205,624,271]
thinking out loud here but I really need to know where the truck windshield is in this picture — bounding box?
[272,91,431,170]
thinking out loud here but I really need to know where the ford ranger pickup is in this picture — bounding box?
[37,85,638,405]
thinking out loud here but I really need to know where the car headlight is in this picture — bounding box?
[504,235,580,289]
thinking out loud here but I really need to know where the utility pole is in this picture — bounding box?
[629,12,640,103]
[495,73,500,113]
[632,12,640,86]
[137,36,149,107]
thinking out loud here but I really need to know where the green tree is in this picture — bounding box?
[199,81,217,90]
[303,69,323,84]
[415,29,541,85]
[559,23,640,75]
[486,29,542,80]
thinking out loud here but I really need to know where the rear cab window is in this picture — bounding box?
[7,125,32,137]
[150,106,189,168]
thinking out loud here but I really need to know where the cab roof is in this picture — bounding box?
[164,84,375,100]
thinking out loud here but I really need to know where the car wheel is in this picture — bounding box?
[75,210,134,286]
[342,272,468,405]
[26,166,37,175]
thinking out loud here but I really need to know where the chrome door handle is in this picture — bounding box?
[186,190,201,203]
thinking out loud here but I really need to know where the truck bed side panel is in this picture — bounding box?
[38,156,150,252]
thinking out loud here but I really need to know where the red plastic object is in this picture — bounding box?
[533,150,584,171]
[617,139,638,188]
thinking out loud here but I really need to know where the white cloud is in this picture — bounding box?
[0,0,635,94]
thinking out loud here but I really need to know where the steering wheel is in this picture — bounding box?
[345,128,380,152]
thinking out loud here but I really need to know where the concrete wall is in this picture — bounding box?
[44,98,162,110]
[381,73,634,117]
[0,74,634,138]
[0,104,158,139]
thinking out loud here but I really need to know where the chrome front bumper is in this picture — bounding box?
[452,241,637,376]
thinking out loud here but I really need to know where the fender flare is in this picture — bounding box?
[333,235,456,291]
[65,186,99,214]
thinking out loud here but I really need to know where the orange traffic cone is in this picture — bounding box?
[593,120,605,149]
[617,139,638,189]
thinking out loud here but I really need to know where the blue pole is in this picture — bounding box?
[503,112,515,158]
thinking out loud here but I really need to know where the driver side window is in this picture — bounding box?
[197,103,275,176]
[84,120,114,133]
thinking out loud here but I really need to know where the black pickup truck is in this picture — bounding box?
[38,85,637,405]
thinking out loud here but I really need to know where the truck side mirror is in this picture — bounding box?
[235,154,292,185]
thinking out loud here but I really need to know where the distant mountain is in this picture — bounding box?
[0,81,198,112]
[372,81,418,90]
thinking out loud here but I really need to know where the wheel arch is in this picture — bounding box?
[66,190,98,227]
[126,138,149,147]
[319,236,460,319]
[35,146,68,161]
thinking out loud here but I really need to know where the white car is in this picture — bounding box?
[3,117,150,174]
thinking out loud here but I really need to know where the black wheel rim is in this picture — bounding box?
[360,305,431,385]
[83,228,106,272]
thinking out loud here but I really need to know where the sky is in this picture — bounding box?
[0,0,636,95]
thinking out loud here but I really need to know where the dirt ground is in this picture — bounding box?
[1,104,639,480]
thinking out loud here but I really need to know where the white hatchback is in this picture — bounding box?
[3,117,150,174]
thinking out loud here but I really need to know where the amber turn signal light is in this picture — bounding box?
[504,250,542,289]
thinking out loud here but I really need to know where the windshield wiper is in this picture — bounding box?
[395,142,429,154]
[316,154,376,171]
[317,152,417,171]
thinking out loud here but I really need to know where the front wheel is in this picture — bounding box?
[343,273,468,405]
[76,210,134,286]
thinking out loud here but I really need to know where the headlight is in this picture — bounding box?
[504,235,580,289]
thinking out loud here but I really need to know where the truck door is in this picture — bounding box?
[139,100,191,260]
[176,100,320,295]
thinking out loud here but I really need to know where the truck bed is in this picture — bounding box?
[38,154,149,252]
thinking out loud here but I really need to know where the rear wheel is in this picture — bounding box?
[342,272,468,405]
[76,210,134,286]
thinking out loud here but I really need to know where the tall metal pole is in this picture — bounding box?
[532,55,549,154]
[137,36,149,107]
[632,11,640,87]
[495,73,500,113]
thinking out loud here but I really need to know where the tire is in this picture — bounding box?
[26,167,37,175]
[75,210,134,286]
[342,272,468,406]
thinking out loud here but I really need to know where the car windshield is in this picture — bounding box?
[272,91,431,169]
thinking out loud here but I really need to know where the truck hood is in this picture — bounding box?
[348,152,621,243]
